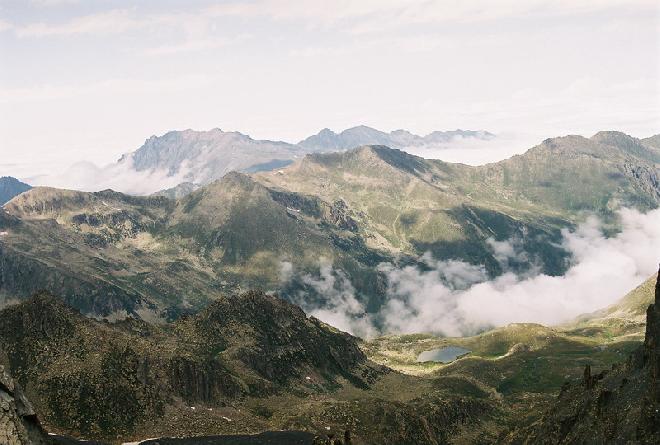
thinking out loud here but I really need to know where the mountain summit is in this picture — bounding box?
[298,125,493,151]
[114,126,493,192]
[0,177,31,205]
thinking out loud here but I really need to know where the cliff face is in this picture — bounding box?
[506,267,660,444]
[0,366,48,445]
[643,271,660,406]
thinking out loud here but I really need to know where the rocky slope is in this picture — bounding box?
[0,291,384,440]
[504,268,660,443]
[119,129,303,186]
[0,292,505,445]
[0,177,31,205]
[2,271,654,444]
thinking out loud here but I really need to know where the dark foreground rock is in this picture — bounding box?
[138,431,315,445]
[0,365,48,445]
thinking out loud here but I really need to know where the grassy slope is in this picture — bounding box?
[363,272,657,438]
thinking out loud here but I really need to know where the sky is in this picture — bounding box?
[1,0,659,178]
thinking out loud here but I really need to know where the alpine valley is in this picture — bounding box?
[1,129,659,444]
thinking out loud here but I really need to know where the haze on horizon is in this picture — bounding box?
[0,0,659,179]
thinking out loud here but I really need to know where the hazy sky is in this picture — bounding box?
[1,0,659,177]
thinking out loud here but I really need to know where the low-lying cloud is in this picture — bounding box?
[289,208,660,338]
[25,154,189,195]
[293,259,377,339]
[400,131,543,165]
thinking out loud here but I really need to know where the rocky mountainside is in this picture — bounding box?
[0,291,384,440]
[298,126,494,151]
[0,133,659,321]
[0,292,504,444]
[118,129,303,186]
[504,268,660,443]
[640,133,660,151]
[1,270,654,444]
[0,177,31,205]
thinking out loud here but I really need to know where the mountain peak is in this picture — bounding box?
[298,125,493,151]
[0,176,31,206]
[302,144,428,178]
[591,130,637,145]
[591,131,660,162]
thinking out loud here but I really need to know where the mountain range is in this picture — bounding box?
[0,128,659,444]
[298,126,494,151]
[1,131,658,322]
[112,126,493,191]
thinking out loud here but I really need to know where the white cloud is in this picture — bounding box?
[293,258,377,339]
[206,0,658,33]
[143,34,251,56]
[288,209,660,338]
[30,0,81,6]
[378,208,660,336]
[9,0,656,39]
[26,154,191,195]
[398,132,543,165]
[0,74,213,104]
[15,9,142,37]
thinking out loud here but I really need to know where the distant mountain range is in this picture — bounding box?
[116,126,493,191]
[0,176,31,205]
[298,126,494,151]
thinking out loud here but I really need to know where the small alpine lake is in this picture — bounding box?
[416,346,471,363]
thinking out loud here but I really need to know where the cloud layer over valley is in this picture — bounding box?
[289,208,660,338]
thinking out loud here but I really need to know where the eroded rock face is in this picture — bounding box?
[0,365,47,445]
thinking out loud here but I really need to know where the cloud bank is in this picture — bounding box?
[290,208,660,338]
[25,154,190,196]
[293,259,377,339]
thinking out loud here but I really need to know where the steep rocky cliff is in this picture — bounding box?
[0,365,48,445]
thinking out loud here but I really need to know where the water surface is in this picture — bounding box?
[417,346,471,363]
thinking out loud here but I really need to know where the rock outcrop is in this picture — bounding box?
[0,365,47,445]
